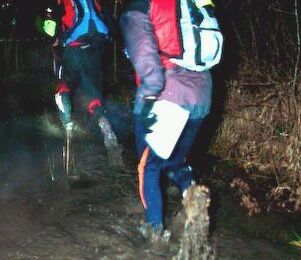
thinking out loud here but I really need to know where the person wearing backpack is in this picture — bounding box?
[120,0,223,240]
[41,0,124,166]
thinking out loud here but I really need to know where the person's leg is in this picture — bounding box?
[73,44,124,166]
[54,81,73,129]
[75,45,104,117]
[54,46,77,130]
[135,116,164,230]
[163,118,203,195]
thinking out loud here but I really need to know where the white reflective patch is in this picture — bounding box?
[170,0,223,72]
[145,100,189,159]
[58,66,63,79]
[180,0,197,64]
[80,44,90,49]
[170,0,197,70]
[55,93,65,113]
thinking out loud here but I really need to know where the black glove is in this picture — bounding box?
[140,97,157,133]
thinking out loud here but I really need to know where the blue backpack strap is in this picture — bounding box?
[65,0,108,45]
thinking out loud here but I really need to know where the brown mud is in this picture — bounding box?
[0,108,300,260]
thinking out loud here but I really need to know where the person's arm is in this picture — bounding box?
[119,8,164,99]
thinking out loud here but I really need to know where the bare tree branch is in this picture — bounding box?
[260,0,294,15]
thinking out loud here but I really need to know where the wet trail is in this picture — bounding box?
[0,116,169,259]
[0,107,300,259]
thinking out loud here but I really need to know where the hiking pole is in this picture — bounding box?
[65,129,72,176]
[63,128,72,177]
[44,141,56,182]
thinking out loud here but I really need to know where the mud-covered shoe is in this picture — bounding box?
[138,223,171,244]
[98,116,125,167]
[176,184,215,260]
[166,165,197,198]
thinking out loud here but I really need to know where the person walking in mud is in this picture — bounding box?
[40,0,124,167]
[120,0,223,241]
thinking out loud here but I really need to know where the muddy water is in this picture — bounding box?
[0,112,300,260]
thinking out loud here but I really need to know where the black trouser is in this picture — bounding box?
[62,43,105,118]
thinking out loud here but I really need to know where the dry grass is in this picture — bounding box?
[210,79,301,212]
[210,0,301,213]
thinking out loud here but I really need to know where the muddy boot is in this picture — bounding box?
[175,184,215,260]
[98,116,125,167]
[139,223,171,244]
